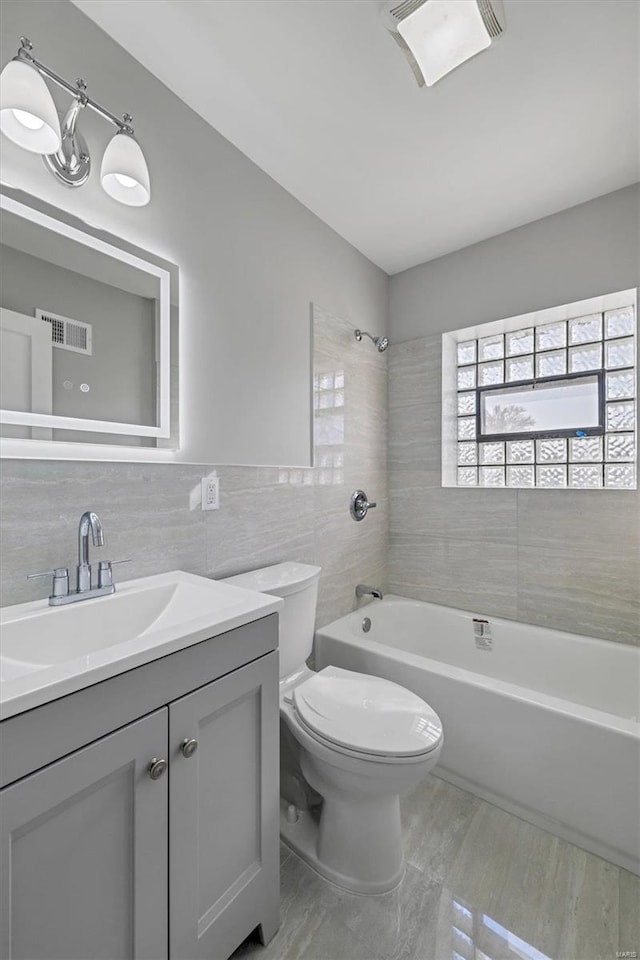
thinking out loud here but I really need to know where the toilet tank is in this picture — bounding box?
[222,562,321,679]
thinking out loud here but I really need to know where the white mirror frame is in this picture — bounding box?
[0,194,171,454]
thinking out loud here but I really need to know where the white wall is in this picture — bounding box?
[0,0,387,466]
[389,185,639,341]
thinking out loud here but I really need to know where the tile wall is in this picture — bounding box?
[0,306,388,629]
[4,319,637,644]
[388,335,640,644]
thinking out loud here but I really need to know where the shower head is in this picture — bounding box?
[354,329,389,352]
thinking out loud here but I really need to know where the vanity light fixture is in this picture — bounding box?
[100,123,150,206]
[0,55,61,153]
[381,0,506,87]
[0,37,151,206]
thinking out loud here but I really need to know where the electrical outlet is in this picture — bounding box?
[201,476,220,511]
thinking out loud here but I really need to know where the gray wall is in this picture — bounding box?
[0,0,387,466]
[389,185,639,342]
[387,189,640,644]
[0,1,388,623]
[0,244,156,430]
[1,304,388,630]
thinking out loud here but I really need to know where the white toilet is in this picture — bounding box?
[223,561,443,895]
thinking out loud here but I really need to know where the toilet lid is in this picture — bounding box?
[292,666,442,758]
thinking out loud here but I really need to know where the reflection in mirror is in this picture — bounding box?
[0,191,177,452]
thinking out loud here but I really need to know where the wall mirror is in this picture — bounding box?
[0,190,178,456]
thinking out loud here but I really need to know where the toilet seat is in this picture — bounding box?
[292,665,442,761]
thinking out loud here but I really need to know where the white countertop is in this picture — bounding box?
[0,570,282,720]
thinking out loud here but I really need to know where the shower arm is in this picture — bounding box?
[353,329,389,351]
[354,329,377,345]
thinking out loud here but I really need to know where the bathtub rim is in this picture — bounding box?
[315,596,640,737]
[320,594,639,657]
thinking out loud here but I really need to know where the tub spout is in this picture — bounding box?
[356,584,384,600]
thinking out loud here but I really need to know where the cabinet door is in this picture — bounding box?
[169,651,279,960]
[0,709,168,960]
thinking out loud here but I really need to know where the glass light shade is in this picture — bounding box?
[397,0,492,87]
[0,58,61,153]
[100,131,150,206]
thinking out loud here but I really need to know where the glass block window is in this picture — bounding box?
[313,368,345,484]
[454,303,636,488]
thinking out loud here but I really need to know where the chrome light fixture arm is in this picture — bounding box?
[42,83,91,187]
[15,38,135,136]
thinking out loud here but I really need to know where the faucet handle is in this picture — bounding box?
[27,568,69,598]
[97,559,131,589]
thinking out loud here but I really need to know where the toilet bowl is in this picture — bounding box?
[223,563,443,895]
[281,665,442,893]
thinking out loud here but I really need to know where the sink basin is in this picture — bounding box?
[0,571,282,719]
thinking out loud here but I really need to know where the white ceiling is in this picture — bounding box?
[72,0,639,275]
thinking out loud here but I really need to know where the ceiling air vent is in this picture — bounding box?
[477,0,505,39]
[388,0,425,21]
[381,0,506,88]
[36,308,93,355]
[383,0,428,87]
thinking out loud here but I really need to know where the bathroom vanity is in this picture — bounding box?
[0,572,282,960]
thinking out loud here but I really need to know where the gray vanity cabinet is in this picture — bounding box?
[0,615,280,960]
[0,709,169,960]
[169,654,280,960]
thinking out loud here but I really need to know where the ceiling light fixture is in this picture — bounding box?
[381,0,506,88]
[0,37,151,206]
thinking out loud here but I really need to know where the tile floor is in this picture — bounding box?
[233,775,640,960]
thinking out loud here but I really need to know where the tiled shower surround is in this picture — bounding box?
[389,334,640,645]
[0,307,388,629]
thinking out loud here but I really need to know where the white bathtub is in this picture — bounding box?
[315,597,640,875]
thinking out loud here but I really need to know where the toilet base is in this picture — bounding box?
[279,799,405,895]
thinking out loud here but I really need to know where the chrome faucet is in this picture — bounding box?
[27,511,130,606]
[77,511,104,592]
[355,584,384,600]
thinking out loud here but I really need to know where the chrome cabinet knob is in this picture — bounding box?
[147,758,168,780]
[180,738,198,758]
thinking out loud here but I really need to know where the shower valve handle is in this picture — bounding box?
[350,490,377,522]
